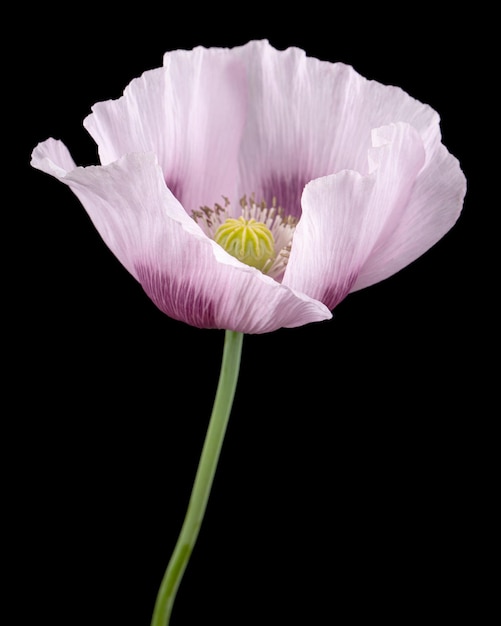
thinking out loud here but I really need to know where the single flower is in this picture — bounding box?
[31,40,466,333]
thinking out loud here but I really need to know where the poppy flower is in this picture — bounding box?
[31,40,466,334]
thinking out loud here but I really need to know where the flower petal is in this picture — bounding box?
[83,47,248,214]
[233,40,439,218]
[282,123,427,309]
[31,140,331,333]
[31,137,77,174]
[282,170,375,308]
[351,128,466,291]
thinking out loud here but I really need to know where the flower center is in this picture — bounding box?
[214,217,275,272]
[192,195,297,279]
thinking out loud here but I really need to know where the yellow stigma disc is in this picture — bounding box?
[214,217,275,272]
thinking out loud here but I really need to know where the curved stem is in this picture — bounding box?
[150,330,244,626]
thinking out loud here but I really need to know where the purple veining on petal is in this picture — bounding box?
[260,172,312,219]
[136,265,217,329]
[319,273,359,311]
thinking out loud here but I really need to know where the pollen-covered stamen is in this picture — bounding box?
[192,194,297,279]
[192,196,230,234]
[215,217,275,272]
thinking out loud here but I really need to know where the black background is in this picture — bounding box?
[9,4,494,625]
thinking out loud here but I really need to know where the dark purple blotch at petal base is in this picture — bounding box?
[136,265,217,329]
[320,272,360,311]
[261,172,312,219]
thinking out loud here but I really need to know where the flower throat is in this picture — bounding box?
[192,195,297,279]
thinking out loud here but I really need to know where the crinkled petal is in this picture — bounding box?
[351,129,466,291]
[30,139,331,333]
[233,40,439,218]
[283,170,376,307]
[282,123,427,309]
[83,48,248,214]
[32,137,77,174]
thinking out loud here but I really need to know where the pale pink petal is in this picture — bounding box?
[233,40,439,218]
[32,137,77,175]
[282,123,427,309]
[282,170,376,307]
[351,128,466,291]
[83,48,248,214]
[30,139,331,333]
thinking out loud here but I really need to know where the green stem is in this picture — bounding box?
[150,330,244,626]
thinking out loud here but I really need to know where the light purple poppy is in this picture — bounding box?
[31,40,466,334]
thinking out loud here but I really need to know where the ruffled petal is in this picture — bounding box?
[32,137,77,174]
[83,48,248,214]
[351,129,466,291]
[31,139,331,333]
[282,170,376,307]
[282,123,427,309]
[233,40,439,218]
